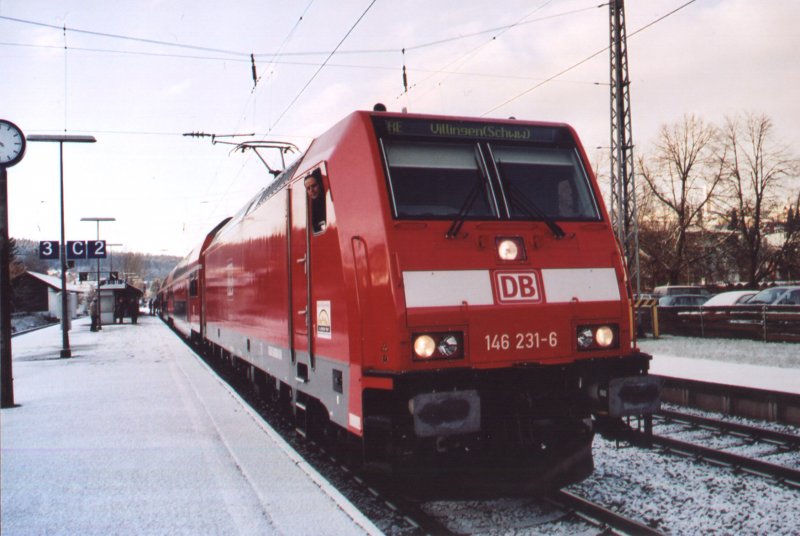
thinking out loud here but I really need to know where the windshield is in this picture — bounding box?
[382,140,496,219]
[749,287,795,305]
[490,146,599,220]
[379,132,600,223]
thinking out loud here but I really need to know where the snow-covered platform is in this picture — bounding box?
[640,335,800,395]
[1,315,380,535]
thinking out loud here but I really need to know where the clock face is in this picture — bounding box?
[0,120,26,167]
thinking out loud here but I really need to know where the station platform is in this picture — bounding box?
[1,315,381,535]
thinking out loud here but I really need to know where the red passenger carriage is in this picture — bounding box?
[163,109,660,493]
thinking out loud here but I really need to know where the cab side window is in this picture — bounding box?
[304,170,327,234]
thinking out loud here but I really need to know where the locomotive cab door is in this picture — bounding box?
[289,168,326,379]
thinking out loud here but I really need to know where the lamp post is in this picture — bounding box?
[28,134,96,358]
[81,217,115,330]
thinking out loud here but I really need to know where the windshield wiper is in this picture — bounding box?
[446,179,482,239]
[447,147,492,239]
[505,182,566,239]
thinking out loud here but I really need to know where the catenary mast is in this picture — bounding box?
[609,0,641,294]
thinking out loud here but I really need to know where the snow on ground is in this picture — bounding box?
[4,318,798,535]
[569,433,800,535]
[10,312,57,334]
[639,335,800,394]
[2,317,379,536]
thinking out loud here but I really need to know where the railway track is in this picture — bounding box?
[179,323,798,533]
[658,408,800,452]
[186,329,669,535]
[628,408,800,489]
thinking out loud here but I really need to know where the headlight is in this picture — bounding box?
[413,335,436,359]
[577,327,594,349]
[576,324,619,351]
[596,326,614,347]
[412,332,464,360]
[496,237,526,261]
[436,334,460,356]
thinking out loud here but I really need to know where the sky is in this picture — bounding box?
[2,0,799,258]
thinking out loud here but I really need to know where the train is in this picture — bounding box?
[161,108,661,495]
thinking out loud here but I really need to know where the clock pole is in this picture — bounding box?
[1,119,26,407]
[1,166,13,406]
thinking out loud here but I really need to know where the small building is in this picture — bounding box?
[11,270,83,320]
[98,280,144,325]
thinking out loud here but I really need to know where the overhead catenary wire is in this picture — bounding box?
[0,4,604,60]
[0,40,606,87]
[0,14,247,56]
[1,2,609,120]
[398,0,570,104]
[252,0,316,90]
[266,0,378,134]
[483,0,699,116]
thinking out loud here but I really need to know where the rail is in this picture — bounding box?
[629,415,800,490]
[657,409,800,450]
[547,490,665,536]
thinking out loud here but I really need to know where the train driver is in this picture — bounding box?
[558,179,578,218]
[304,171,327,233]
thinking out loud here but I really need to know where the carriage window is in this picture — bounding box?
[383,141,496,219]
[490,146,600,220]
[189,275,198,297]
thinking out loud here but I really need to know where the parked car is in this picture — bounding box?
[658,294,710,307]
[702,290,757,307]
[652,285,711,298]
[747,286,800,305]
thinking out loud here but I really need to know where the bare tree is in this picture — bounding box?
[720,112,800,286]
[637,114,726,285]
[119,252,145,282]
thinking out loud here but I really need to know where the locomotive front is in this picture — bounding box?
[358,113,660,492]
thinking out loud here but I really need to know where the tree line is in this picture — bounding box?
[616,111,799,290]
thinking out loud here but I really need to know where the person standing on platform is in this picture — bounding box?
[129,298,139,325]
[114,296,125,324]
[89,298,99,332]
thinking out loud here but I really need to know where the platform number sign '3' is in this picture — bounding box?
[39,240,60,260]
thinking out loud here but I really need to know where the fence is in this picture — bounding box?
[640,305,800,343]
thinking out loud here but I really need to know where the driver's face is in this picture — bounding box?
[305,178,321,199]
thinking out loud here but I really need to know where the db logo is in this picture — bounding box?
[493,271,543,304]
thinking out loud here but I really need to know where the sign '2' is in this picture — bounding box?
[70,240,106,259]
[492,270,543,304]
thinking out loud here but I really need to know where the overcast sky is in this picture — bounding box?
[3,0,799,259]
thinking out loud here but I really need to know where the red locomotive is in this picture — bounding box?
[163,109,661,493]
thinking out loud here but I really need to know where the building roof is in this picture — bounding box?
[24,271,84,293]
[99,280,143,295]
